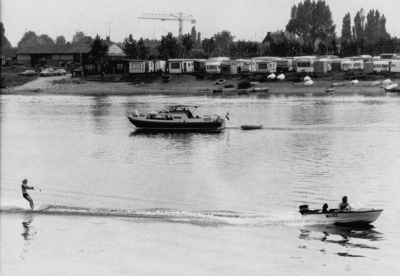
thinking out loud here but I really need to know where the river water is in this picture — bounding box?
[1,92,400,275]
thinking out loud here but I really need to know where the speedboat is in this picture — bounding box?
[128,105,226,131]
[299,205,383,225]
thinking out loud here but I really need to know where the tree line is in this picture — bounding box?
[2,0,399,62]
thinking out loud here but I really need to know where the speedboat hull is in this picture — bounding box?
[301,209,383,225]
[128,116,225,131]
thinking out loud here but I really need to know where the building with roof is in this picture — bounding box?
[16,37,123,67]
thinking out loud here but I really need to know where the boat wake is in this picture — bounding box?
[0,205,304,227]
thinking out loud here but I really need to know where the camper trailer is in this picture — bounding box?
[390,60,400,73]
[129,60,146,74]
[206,61,222,74]
[341,60,354,72]
[373,60,390,72]
[295,59,315,73]
[353,60,364,71]
[250,59,277,73]
[168,59,195,74]
[235,59,251,72]
[380,53,397,60]
[274,58,293,72]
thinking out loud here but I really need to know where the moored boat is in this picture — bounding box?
[252,87,269,92]
[213,88,222,93]
[368,80,381,87]
[331,82,346,87]
[299,205,383,225]
[325,87,335,92]
[214,78,226,85]
[128,105,226,131]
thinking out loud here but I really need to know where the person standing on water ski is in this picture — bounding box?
[21,179,34,210]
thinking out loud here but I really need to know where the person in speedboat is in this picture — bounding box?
[338,196,351,211]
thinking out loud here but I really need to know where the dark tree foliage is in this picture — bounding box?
[56,36,66,45]
[328,38,339,55]
[353,9,365,40]
[201,38,216,54]
[157,32,182,59]
[190,26,197,44]
[196,32,202,48]
[341,13,352,41]
[38,34,54,45]
[138,38,150,60]
[89,35,109,61]
[1,22,11,49]
[286,0,335,49]
[17,31,39,48]
[123,34,139,59]
[72,31,90,45]
[181,33,194,53]
[365,10,388,42]
[317,42,327,55]
[213,30,235,52]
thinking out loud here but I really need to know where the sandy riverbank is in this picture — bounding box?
[1,73,396,96]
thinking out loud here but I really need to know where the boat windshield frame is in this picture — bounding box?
[168,105,198,113]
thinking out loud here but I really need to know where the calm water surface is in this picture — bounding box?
[1,92,400,275]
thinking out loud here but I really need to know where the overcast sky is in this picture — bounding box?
[2,0,400,47]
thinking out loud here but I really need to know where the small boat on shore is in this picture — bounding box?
[252,87,269,92]
[128,105,226,131]
[384,83,398,91]
[331,82,346,87]
[325,87,335,93]
[368,80,381,87]
[299,205,383,225]
[241,125,263,130]
[214,78,226,85]
[213,88,222,93]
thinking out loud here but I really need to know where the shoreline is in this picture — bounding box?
[0,74,395,96]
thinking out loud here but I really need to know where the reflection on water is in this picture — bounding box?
[299,224,382,257]
[20,215,36,260]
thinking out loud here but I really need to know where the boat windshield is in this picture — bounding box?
[168,106,197,118]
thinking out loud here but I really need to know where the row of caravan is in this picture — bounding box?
[166,56,400,75]
[88,54,400,75]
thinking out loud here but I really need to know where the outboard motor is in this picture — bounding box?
[299,205,309,214]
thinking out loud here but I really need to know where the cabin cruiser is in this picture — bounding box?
[299,204,383,225]
[128,105,226,131]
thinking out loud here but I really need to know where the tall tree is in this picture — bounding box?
[1,22,11,49]
[138,38,150,60]
[89,35,109,61]
[353,9,365,40]
[56,36,66,45]
[157,32,181,59]
[286,0,336,49]
[201,38,216,54]
[190,26,197,43]
[341,13,352,41]
[213,30,235,52]
[123,34,139,59]
[365,9,388,42]
[181,33,194,54]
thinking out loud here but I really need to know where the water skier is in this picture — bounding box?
[21,179,34,210]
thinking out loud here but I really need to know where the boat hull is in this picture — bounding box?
[301,209,383,225]
[128,117,225,131]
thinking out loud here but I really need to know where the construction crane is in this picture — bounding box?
[138,13,196,37]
